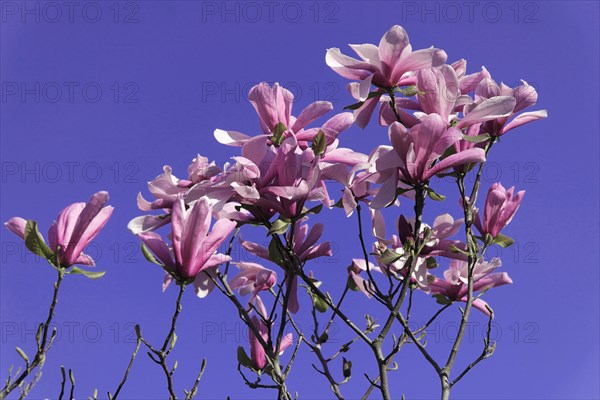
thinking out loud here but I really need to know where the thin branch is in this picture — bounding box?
[184,358,207,400]
[110,330,142,399]
[450,309,495,387]
[58,366,66,400]
[1,269,65,398]
[138,283,186,400]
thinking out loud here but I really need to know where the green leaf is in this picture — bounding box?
[141,243,163,266]
[426,257,438,269]
[343,91,380,110]
[395,187,413,197]
[347,275,360,292]
[268,238,285,267]
[67,266,106,279]
[379,249,402,265]
[394,85,419,96]
[311,130,327,156]
[15,347,29,364]
[462,133,491,144]
[492,233,514,248]
[268,219,289,235]
[237,346,254,370]
[439,143,457,160]
[426,187,446,201]
[271,122,287,146]
[24,220,54,260]
[331,198,345,208]
[313,292,329,313]
[433,294,451,305]
[343,100,364,111]
[303,203,324,217]
[305,285,328,313]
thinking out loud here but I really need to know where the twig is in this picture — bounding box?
[1,269,65,399]
[109,330,142,399]
[184,358,207,400]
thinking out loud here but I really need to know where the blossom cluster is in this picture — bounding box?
[4,24,546,398]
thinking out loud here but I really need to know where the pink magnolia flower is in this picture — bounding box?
[348,259,382,298]
[129,155,223,234]
[211,82,370,216]
[138,196,236,296]
[413,65,516,128]
[230,135,324,219]
[473,78,548,136]
[326,25,447,128]
[378,65,515,129]
[429,258,512,316]
[239,218,331,313]
[371,213,466,287]
[368,115,486,208]
[5,191,113,268]
[214,82,354,151]
[475,183,525,238]
[449,59,491,95]
[229,262,277,302]
[249,315,293,370]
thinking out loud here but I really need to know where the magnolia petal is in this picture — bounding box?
[214,129,252,146]
[502,110,548,134]
[4,217,27,240]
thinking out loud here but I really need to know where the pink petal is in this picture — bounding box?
[4,217,27,240]
[457,96,516,128]
[213,129,252,146]
[426,148,486,180]
[239,237,270,261]
[292,101,333,132]
[139,231,175,269]
[325,48,376,81]
[502,110,548,134]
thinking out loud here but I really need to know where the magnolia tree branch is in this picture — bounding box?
[109,330,141,399]
[136,283,206,400]
[440,153,494,399]
[450,309,495,388]
[208,267,293,400]
[1,268,65,399]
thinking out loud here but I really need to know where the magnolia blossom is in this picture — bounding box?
[138,197,236,296]
[129,155,223,234]
[229,262,277,304]
[326,25,447,127]
[429,258,512,316]
[475,183,525,238]
[474,78,548,136]
[368,115,486,208]
[214,82,355,152]
[213,82,368,211]
[239,218,331,313]
[348,259,382,298]
[249,315,293,370]
[449,59,491,95]
[5,191,113,267]
[371,213,466,287]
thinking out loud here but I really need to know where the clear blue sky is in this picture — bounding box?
[1,1,598,399]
